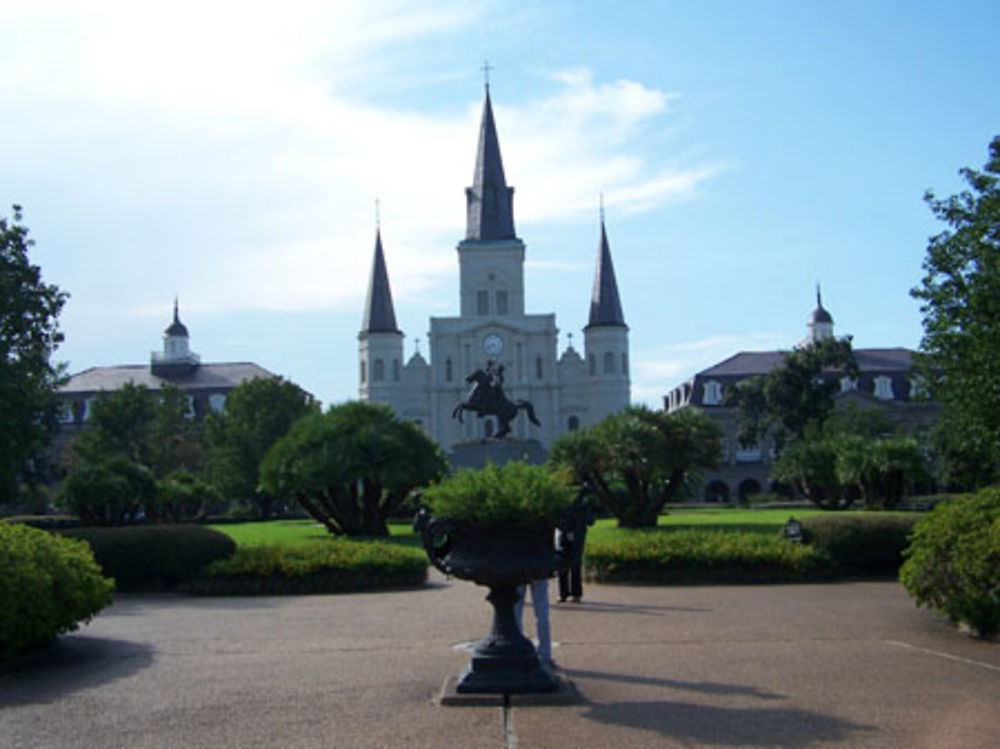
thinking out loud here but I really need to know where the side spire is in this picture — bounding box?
[587,214,626,328]
[361,228,400,334]
[465,85,516,240]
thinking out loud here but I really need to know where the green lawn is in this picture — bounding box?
[210,508,834,549]
[208,519,418,548]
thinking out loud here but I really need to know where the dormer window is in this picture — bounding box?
[703,379,723,405]
[873,375,894,400]
[840,376,858,392]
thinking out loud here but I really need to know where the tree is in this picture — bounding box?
[727,337,858,453]
[203,377,317,518]
[259,401,448,536]
[548,406,723,528]
[71,382,201,476]
[0,205,68,503]
[774,427,930,510]
[55,455,157,526]
[911,135,1000,487]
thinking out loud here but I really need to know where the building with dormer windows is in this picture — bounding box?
[664,290,937,502]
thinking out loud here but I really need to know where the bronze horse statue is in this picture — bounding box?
[452,365,540,439]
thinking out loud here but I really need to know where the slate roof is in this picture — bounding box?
[59,362,276,394]
[465,87,516,241]
[360,229,400,334]
[587,220,627,329]
[699,347,915,379]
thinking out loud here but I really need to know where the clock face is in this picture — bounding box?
[483,334,504,357]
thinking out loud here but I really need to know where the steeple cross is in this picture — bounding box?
[481,60,493,88]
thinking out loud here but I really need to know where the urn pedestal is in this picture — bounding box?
[415,515,565,694]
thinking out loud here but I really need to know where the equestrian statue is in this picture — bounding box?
[452,360,541,439]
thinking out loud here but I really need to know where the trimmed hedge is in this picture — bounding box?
[800,514,924,575]
[60,525,236,589]
[1,522,115,658]
[183,541,428,595]
[584,530,833,584]
[900,489,1000,638]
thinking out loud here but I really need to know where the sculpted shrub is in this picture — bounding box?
[900,489,1000,638]
[1,522,114,658]
[61,525,236,589]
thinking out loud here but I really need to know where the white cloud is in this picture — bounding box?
[1,2,723,325]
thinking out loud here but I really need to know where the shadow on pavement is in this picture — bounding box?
[0,636,154,707]
[581,699,878,747]
[552,600,712,615]
[563,667,785,700]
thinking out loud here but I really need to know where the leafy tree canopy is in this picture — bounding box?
[548,405,722,528]
[259,401,448,536]
[72,382,199,478]
[726,337,858,452]
[203,376,317,518]
[0,205,68,502]
[911,135,1000,487]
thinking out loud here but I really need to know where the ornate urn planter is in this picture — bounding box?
[415,511,568,694]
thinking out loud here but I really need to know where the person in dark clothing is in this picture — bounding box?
[557,491,595,603]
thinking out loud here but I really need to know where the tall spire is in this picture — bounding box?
[465,86,516,240]
[361,229,400,334]
[587,215,626,328]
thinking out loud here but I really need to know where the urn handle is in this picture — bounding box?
[413,507,455,576]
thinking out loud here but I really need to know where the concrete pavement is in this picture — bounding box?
[2,574,998,748]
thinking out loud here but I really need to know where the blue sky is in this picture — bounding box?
[2,1,998,408]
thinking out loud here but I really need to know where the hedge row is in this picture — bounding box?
[1,522,114,658]
[800,514,923,576]
[584,530,834,584]
[59,525,237,590]
[183,541,428,595]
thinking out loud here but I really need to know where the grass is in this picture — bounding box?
[211,508,885,549]
[208,519,419,548]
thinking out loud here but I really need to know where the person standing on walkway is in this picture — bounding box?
[557,491,595,603]
[515,578,553,667]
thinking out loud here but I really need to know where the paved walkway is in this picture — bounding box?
[2,575,999,748]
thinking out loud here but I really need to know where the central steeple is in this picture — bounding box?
[465,86,516,241]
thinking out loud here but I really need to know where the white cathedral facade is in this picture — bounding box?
[358,87,630,454]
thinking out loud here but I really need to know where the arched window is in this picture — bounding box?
[360,360,367,384]
[445,358,453,382]
[568,415,580,431]
[622,352,628,376]
[536,356,543,379]
[484,419,494,438]
[477,290,489,316]
[738,479,762,505]
[373,358,384,382]
[496,290,508,316]
[588,354,596,376]
[704,480,730,503]
[604,351,615,374]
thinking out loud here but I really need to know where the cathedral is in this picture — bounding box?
[358,86,630,454]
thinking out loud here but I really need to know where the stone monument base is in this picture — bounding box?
[448,439,546,470]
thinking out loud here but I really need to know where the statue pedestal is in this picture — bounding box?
[449,439,546,469]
